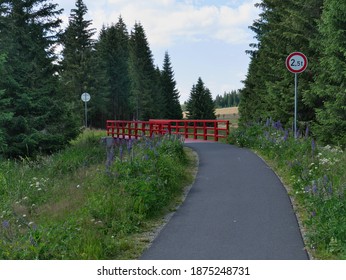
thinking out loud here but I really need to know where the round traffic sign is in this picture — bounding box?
[81,92,91,102]
[286,52,308,73]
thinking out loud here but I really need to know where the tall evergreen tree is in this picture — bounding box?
[310,0,346,146]
[60,0,96,125]
[0,0,80,157]
[186,77,215,120]
[94,17,131,123]
[161,52,182,119]
[240,0,323,127]
[128,22,162,120]
[0,53,12,154]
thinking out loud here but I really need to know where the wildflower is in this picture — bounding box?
[2,220,10,229]
[22,214,27,218]
[311,139,316,152]
[23,197,29,200]
[312,181,318,194]
[30,235,37,247]
[76,185,81,189]
[37,188,42,191]
[119,145,123,162]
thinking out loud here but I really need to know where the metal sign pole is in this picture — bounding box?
[285,52,308,139]
[294,73,298,139]
[81,92,91,128]
[85,100,88,128]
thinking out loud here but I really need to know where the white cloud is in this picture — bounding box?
[69,0,259,48]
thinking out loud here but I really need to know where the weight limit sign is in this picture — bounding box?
[285,52,308,139]
[286,52,308,73]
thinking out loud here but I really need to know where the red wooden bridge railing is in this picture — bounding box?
[106,119,229,142]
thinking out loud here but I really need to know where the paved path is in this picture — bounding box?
[141,142,308,260]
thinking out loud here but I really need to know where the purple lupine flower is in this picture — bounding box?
[311,211,316,217]
[2,220,10,229]
[305,126,309,138]
[119,145,123,162]
[276,121,283,131]
[312,181,318,194]
[311,139,316,151]
[30,235,38,247]
[127,139,132,153]
[283,130,289,142]
[265,118,270,127]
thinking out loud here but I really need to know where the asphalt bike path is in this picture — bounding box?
[141,142,308,260]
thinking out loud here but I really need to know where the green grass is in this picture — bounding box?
[0,130,194,259]
[228,121,346,259]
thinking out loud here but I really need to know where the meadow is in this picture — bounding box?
[0,131,194,259]
[228,120,346,259]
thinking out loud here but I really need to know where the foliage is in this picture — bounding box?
[161,52,183,119]
[240,0,325,134]
[186,77,216,120]
[228,121,346,259]
[215,90,240,108]
[0,0,80,157]
[0,130,190,259]
[309,0,346,147]
[128,22,164,120]
[92,17,131,126]
[60,0,96,127]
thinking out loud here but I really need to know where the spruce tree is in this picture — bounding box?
[240,0,323,127]
[161,52,182,119]
[94,17,131,123]
[60,0,96,125]
[186,77,215,120]
[0,0,79,157]
[128,22,162,120]
[311,0,346,146]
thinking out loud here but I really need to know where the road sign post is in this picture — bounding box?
[286,52,308,138]
[81,92,91,128]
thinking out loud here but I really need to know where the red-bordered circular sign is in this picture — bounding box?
[286,52,308,73]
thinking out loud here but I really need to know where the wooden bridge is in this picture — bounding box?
[106,119,229,142]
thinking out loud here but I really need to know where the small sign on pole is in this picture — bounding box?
[286,52,308,138]
[81,92,91,128]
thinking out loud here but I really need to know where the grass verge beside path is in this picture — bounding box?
[228,121,346,259]
[0,130,195,259]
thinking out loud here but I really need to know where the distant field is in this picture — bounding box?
[183,107,239,127]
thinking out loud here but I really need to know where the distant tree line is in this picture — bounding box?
[214,90,240,108]
[0,0,182,157]
[240,0,346,147]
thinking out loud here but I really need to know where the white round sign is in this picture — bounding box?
[81,92,91,102]
[286,52,308,73]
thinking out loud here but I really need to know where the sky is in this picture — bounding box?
[55,0,260,103]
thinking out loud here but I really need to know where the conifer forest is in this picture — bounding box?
[1,0,346,158]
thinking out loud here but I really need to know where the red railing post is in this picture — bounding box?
[184,121,188,139]
[203,121,207,140]
[214,121,218,141]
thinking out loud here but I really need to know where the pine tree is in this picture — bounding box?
[161,52,182,119]
[0,0,80,157]
[60,0,96,125]
[186,77,215,120]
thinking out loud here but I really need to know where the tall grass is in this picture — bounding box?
[0,130,191,259]
[228,121,346,259]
